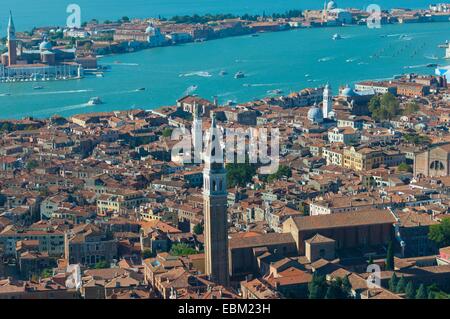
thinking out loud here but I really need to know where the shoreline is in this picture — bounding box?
[94,20,450,60]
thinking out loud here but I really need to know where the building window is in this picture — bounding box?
[430,161,444,170]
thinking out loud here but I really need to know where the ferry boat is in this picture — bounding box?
[87,97,103,106]
[332,34,342,40]
[267,89,283,95]
[234,71,245,79]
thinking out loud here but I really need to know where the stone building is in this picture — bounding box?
[414,143,450,177]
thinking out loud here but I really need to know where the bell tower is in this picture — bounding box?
[7,11,17,66]
[323,83,332,119]
[203,113,229,287]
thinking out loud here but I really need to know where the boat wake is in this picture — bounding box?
[424,55,439,60]
[179,71,212,78]
[403,64,427,69]
[346,57,359,63]
[318,57,334,62]
[111,62,139,66]
[243,83,280,87]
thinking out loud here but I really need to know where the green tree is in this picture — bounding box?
[342,276,352,297]
[398,162,413,173]
[40,268,53,278]
[403,133,431,146]
[308,273,327,299]
[226,162,256,187]
[369,93,401,121]
[405,281,415,299]
[170,243,198,256]
[403,102,420,115]
[162,127,173,138]
[267,165,292,183]
[388,273,398,292]
[193,223,204,235]
[429,217,450,248]
[396,276,406,293]
[94,261,110,269]
[415,284,427,299]
[325,285,339,299]
[385,241,394,271]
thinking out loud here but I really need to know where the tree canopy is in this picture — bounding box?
[368,93,401,121]
[170,243,198,256]
[226,162,256,187]
[266,165,292,183]
[429,217,450,248]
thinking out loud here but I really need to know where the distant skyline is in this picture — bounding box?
[0,0,434,32]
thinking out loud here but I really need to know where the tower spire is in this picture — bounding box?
[6,10,18,66]
[8,10,16,41]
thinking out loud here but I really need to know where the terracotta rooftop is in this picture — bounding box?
[289,209,396,231]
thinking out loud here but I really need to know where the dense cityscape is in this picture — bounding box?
[0,1,450,304]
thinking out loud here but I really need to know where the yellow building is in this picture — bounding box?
[96,190,146,216]
[343,146,405,171]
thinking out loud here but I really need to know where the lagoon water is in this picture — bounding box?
[0,2,449,119]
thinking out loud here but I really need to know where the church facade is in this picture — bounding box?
[414,143,450,177]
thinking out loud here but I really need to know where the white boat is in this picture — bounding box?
[332,34,342,40]
[234,71,245,79]
[33,85,44,90]
[87,97,103,106]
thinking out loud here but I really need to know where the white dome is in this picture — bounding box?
[341,86,356,97]
[327,1,337,10]
[308,105,323,123]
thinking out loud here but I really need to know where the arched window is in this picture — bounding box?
[430,160,444,170]
[219,180,223,191]
[212,180,217,192]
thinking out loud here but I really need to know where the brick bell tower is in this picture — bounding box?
[7,11,18,66]
[203,112,230,287]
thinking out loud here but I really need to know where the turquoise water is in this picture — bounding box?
[0,21,449,119]
[0,0,435,31]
